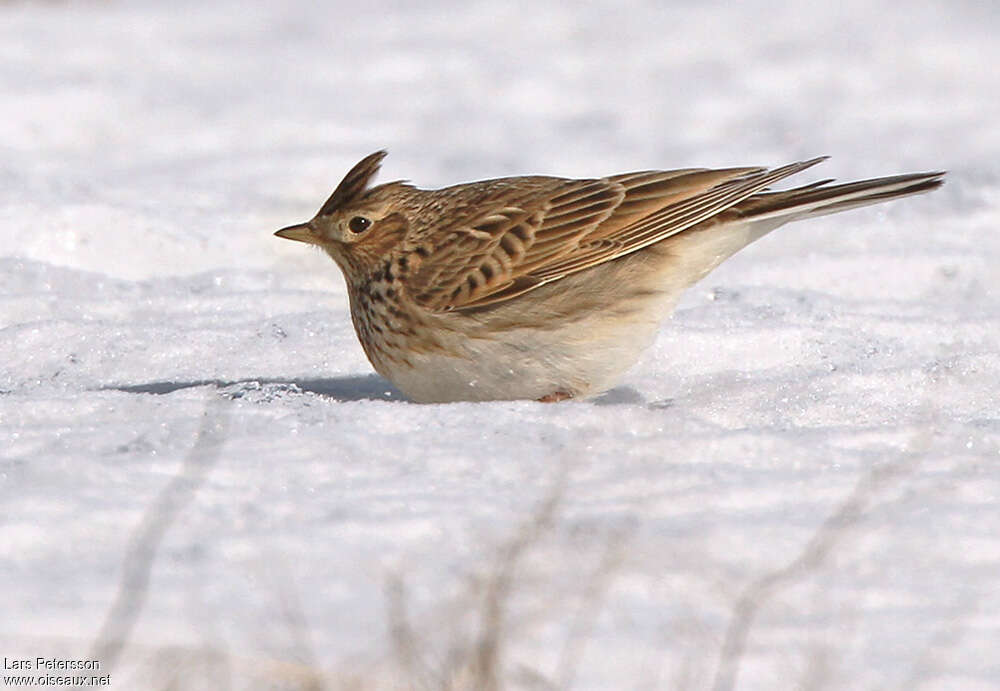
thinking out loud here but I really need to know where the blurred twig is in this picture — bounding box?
[385,575,429,690]
[385,463,570,691]
[85,392,229,680]
[471,480,563,691]
[711,424,934,691]
[273,571,326,691]
[554,520,634,690]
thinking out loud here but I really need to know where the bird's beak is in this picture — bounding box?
[274,222,321,245]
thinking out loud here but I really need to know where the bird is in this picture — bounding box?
[275,151,944,403]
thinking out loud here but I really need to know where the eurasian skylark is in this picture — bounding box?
[276,151,943,403]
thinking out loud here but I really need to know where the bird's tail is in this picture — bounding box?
[736,170,946,223]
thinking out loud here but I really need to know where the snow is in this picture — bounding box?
[1,0,998,689]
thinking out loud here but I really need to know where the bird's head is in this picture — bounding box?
[275,150,411,279]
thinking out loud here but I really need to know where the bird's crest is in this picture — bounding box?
[318,150,387,216]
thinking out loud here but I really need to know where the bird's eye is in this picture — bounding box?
[348,216,372,233]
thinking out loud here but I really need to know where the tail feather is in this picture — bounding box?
[736,170,946,223]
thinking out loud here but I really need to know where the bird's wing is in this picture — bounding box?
[407,159,826,311]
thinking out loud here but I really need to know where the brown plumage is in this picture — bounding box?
[275,151,943,403]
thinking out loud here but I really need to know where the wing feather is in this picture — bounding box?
[407,158,828,311]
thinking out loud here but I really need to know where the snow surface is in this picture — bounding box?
[1,1,998,689]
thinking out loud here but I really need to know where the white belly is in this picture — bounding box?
[382,315,663,403]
